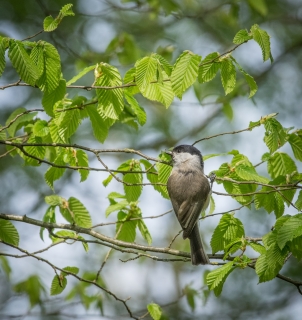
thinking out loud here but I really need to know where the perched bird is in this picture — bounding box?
[167,144,213,265]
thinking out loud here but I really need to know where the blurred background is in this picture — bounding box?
[0,0,302,319]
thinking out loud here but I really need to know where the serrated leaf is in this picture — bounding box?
[8,40,39,86]
[123,67,139,95]
[156,153,172,199]
[95,63,124,120]
[288,133,302,161]
[0,39,6,77]
[123,161,143,202]
[137,220,152,245]
[86,105,112,143]
[40,206,56,241]
[50,275,67,295]
[43,16,59,32]
[45,195,64,206]
[0,256,11,278]
[277,214,302,249]
[171,51,201,99]
[103,174,114,187]
[220,58,236,95]
[231,57,257,98]
[235,164,269,183]
[23,135,46,166]
[66,65,96,85]
[44,151,66,189]
[116,213,137,243]
[68,197,92,228]
[233,29,253,44]
[125,92,147,125]
[198,52,221,83]
[135,56,157,92]
[263,118,287,153]
[296,190,302,211]
[58,109,81,140]
[210,214,245,254]
[206,261,235,296]
[147,303,162,320]
[60,4,74,17]
[33,120,49,137]
[267,152,297,179]
[34,42,61,92]
[289,236,302,260]
[5,107,37,137]
[62,266,79,276]
[42,79,66,117]
[251,24,271,62]
[0,220,19,246]
[73,149,89,182]
[249,242,266,254]
[52,230,76,243]
[153,53,173,76]
[105,200,129,217]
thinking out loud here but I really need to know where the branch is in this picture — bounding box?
[0,240,138,319]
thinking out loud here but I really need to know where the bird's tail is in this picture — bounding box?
[189,224,210,265]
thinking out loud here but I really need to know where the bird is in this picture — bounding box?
[166,144,213,265]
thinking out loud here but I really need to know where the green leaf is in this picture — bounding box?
[248,0,268,16]
[267,152,297,179]
[50,275,67,295]
[106,200,129,217]
[255,188,285,218]
[40,206,56,241]
[250,24,271,62]
[222,102,233,121]
[116,212,137,243]
[59,4,75,17]
[0,220,19,246]
[74,149,89,182]
[33,120,49,137]
[45,195,64,206]
[0,256,11,278]
[123,67,139,95]
[44,151,66,189]
[58,109,81,140]
[289,236,302,260]
[43,16,59,32]
[154,53,173,76]
[0,39,6,77]
[103,174,114,187]
[23,135,46,166]
[42,79,66,117]
[95,63,124,119]
[123,161,143,202]
[249,242,266,255]
[5,107,37,137]
[125,92,147,126]
[62,266,79,276]
[66,65,96,85]
[263,118,287,153]
[33,41,61,93]
[198,52,221,83]
[138,220,152,245]
[68,197,92,228]
[277,214,302,250]
[14,275,45,307]
[86,105,112,143]
[171,51,201,99]
[52,230,77,243]
[210,214,245,254]
[288,133,302,161]
[184,286,197,311]
[8,40,39,86]
[231,57,257,98]
[233,29,253,44]
[135,56,157,93]
[206,261,235,296]
[156,153,172,199]
[147,303,162,320]
[220,58,236,95]
[296,190,302,211]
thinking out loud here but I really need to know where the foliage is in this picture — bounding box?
[0,2,302,320]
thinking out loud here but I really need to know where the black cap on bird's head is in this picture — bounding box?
[172,145,202,157]
[167,144,204,167]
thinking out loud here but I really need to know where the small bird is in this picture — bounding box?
[167,144,213,265]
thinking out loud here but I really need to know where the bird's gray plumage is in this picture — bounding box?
[167,145,211,265]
